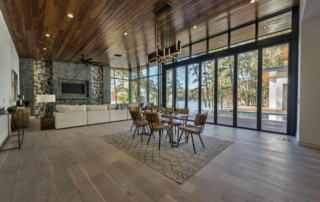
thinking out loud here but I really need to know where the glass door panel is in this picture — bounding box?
[237,50,258,129]
[188,63,200,121]
[149,76,158,105]
[166,69,173,108]
[201,60,215,123]
[176,66,186,109]
[218,56,234,126]
[261,44,288,133]
[139,78,147,100]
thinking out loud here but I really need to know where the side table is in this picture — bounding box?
[41,116,55,130]
[0,109,24,152]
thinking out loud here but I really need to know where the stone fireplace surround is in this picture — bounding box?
[19,59,111,116]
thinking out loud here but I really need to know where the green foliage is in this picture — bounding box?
[126,93,132,103]
[7,106,17,111]
[23,99,33,104]
[82,100,93,105]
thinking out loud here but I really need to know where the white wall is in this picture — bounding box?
[276,72,288,111]
[298,0,320,148]
[269,78,276,109]
[0,9,19,147]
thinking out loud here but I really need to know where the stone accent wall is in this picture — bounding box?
[34,61,53,117]
[19,58,35,116]
[53,62,92,100]
[20,60,108,116]
[91,66,103,105]
[103,66,111,104]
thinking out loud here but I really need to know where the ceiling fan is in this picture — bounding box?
[75,55,100,66]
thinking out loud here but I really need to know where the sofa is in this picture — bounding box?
[54,105,88,129]
[108,104,128,122]
[87,105,109,125]
[53,103,139,129]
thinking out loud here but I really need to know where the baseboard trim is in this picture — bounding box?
[298,141,320,149]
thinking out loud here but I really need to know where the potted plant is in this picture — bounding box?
[23,99,33,107]
[165,108,169,114]
[149,105,153,112]
[7,106,17,113]
[174,110,179,115]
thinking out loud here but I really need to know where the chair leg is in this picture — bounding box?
[198,134,205,148]
[191,133,196,154]
[147,131,152,145]
[187,132,189,142]
[140,127,144,143]
[159,130,161,150]
[132,127,137,139]
[130,122,134,131]
[176,130,184,148]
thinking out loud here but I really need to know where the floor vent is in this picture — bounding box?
[114,54,122,57]
[280,137,291,141]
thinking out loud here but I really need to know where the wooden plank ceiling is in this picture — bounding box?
[0,0,299,69]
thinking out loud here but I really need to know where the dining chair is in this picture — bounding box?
[177,113,208,154]
[129,109,149,142]
[176,108,189,123]
[145,111,171,150]
[129,107,144,131]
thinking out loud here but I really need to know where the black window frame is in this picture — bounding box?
[161,7,299,136]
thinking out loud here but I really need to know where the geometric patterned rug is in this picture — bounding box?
[100,131,232,183]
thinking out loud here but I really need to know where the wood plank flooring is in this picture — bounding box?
[0,118,319,202]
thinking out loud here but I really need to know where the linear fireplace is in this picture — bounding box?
[62,83,85,94]
[55,78,90,99]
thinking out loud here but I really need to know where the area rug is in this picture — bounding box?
[100,131,232,183]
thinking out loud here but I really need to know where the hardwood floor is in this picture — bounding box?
[0,118,319,202]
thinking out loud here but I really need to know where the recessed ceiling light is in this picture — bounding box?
[41,58,44,60]
[43,48,47,50]
[219,41,221,43]
[125,50,127,52]
[263,27,267,30]
[67,14,74,18]
[45,34,50,37]
[193,26,197,29]
[124,32,128,35]
[250,0,256,4]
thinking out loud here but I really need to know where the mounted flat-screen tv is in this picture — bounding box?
[62,83,85,94]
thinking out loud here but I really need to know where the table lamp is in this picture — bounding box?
[136,96,145,108]
[37,94,56,117]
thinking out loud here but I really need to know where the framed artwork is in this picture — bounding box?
[11,69,18,102]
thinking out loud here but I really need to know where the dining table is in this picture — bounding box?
[140,110,195,148]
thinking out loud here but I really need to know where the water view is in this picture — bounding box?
[177,101,286,122]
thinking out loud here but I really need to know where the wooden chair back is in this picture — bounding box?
[194,113,208,134]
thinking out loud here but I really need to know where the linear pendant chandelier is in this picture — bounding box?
[146,2,181,65]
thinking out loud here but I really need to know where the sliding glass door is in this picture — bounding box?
[217,56,234,126]
[237,50,258,129]
[166,69,173,108]
[261,43,288,133]
[188,63,200,121]
[163,43,291,135]
[176,66,186,109]
[201,60,215,123]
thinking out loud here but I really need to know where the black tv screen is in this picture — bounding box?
[62,83,85,94]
